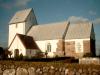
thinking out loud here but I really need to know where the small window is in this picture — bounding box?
[77,42,81,51]
[47,43,51,52]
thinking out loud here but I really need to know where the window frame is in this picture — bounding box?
[47,43,51,52]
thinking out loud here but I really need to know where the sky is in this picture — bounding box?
[0,0,100,55]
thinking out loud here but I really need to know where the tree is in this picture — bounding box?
[34,50,44,58]
[19,53,23,60]
[0,47,4,59]
[45,50,48,58]
[3,48,12,58]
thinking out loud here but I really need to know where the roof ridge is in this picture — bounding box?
[70,21,92,25]
[16,8,32,13]
[9,8,33,24]
[31,21,68,28]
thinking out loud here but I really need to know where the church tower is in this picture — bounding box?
[8,8,37,46]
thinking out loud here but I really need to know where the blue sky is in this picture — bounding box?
[0,0,100,55]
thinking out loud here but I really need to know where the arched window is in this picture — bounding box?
[47,43,51,52]
[14,49,19,57]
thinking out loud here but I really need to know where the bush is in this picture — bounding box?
[14,54,23,60]
[19,53,23,59]
[35,51,44,58]
[83,53,93,57]
[55,55,59,58]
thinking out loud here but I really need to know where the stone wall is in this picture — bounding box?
[56,40,65,56]
[0,61,100,75]
[1,65,100,75]
[83,40,90,54]
[65,40,95,58]
[79,58,100,65]
[65,41,76,57]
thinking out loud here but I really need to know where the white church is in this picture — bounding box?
[8,8,96,58]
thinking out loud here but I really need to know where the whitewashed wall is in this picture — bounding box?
[65,38,90,53]
[9,35,38,58]
[8,10,36,46]
[9,36,26,58]
[8,10,38,58]
[9,22,25,46]
[26,49,39,57]
[36,40,59,57]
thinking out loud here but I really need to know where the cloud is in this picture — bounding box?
[67,16,89,23]
[0,3,12,9]
[89,10,96,15]
[93,18,100,25]
[67,16,100,25]
[15,0,31,7]
[0,0,32,9]
[0,0,14,9]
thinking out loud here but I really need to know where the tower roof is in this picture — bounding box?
[9,8,32,24]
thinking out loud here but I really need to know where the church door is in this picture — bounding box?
[14,49,19,57]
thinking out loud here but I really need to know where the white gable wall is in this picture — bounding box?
[16,23,25,34]
[65,38,90,53]
[36,40,59,57]
[9,36,26,58]
[9,22,25,46]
